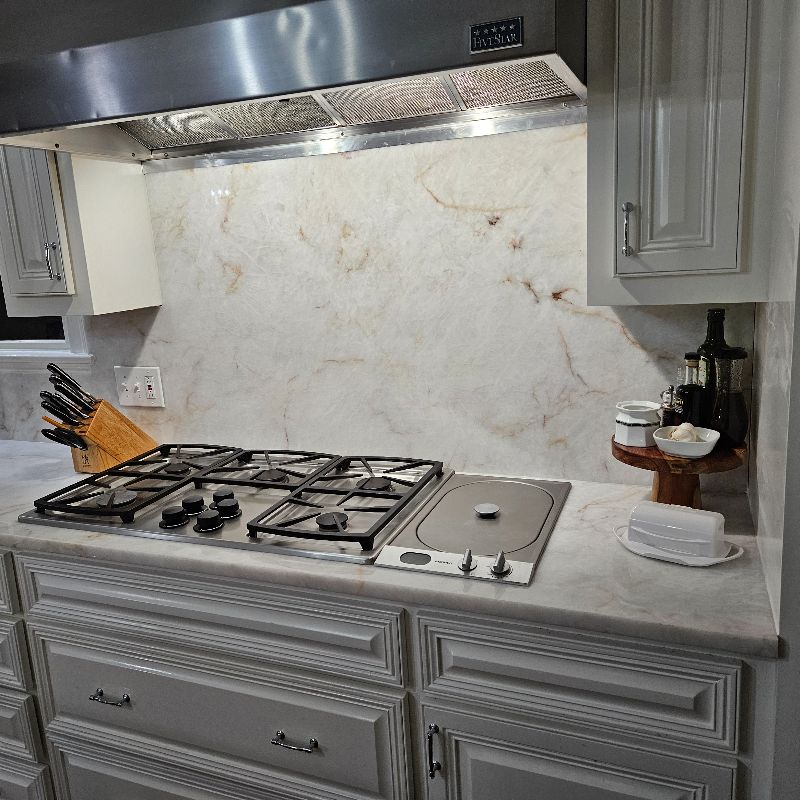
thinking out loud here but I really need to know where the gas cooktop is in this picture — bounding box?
[20,443,570,584]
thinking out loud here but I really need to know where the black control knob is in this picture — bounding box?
[182,494,205,515]
[212,489,235,506]
[193,508,223,533]
[159,506,189,529]
[490,550,511,577]
[216,498,241,519]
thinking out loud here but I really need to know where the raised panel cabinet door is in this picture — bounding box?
[0,146,69,295]
[423,708,734,800]
[615,0,747,276]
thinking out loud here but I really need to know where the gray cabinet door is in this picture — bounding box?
[614,0,747,276]
[0,146,68,295]
[423,708,734,800]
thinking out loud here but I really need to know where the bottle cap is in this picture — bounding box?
[684,352,700,360]
[707,308,726,319]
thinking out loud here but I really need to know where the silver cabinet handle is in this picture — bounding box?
[620,202,635,257]
[89,688,131,707]
[44,241,62,281]
[271,730,319,753]
[427,723,441,779]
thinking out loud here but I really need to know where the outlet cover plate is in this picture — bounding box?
[114,366,165,407]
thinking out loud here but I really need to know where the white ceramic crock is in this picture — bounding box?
[614,400,661,448]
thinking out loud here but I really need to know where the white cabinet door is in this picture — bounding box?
[0,147,70,295]
[423,708,734,800]
[614,0,747,276]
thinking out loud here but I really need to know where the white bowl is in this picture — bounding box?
[653,426,720,459]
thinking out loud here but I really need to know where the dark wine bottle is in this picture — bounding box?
[697,308,728,425]
[676,353,706,426]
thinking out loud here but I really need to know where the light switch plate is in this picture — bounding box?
[114,366,165,407]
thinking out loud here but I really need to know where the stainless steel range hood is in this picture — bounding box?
[0,0,586,168]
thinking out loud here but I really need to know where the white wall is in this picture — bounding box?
[1,124,753,488]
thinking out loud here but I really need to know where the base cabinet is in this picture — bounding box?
[0,757,52,800]
[422,708,735,800]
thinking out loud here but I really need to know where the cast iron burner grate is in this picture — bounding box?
[245,456,444,549]
[194,449,337,490]
[33,444,243,523]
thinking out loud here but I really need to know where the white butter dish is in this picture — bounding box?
[628,501,727,558]
[614,526,743,567]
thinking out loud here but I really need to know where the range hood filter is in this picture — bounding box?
[450,60,573,109]
[117,56,583,156]
[322,76,458,125]
[214,96,336,138]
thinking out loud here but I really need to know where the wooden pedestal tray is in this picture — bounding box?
[611,438,746,509]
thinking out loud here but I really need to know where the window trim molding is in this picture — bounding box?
[0,316,93,371]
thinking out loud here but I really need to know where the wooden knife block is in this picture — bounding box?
[71,400,158,474]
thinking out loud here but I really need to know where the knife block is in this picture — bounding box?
[72,400,158,474]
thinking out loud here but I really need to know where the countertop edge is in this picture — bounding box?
[0,524,779,660]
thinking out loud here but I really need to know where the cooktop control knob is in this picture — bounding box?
[474,503,500,519]
[459,548,476,572]
[159,506,189,529]
[182,494,205,515]
[194,508,224,533]
[216,498,241,519]
[490,550,511,577]
[212,489,235,507]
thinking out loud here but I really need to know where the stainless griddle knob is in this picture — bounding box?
[491,550,511,577]
[474,503,500,518]
[459,548,476,572]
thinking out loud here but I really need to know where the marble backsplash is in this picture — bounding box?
[0,124,754,486]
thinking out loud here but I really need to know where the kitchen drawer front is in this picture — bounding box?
[48,717,395,800]
[17,554,404,687]
[0,757,52,800]
[0,687,45,762]
[0,618,33,692]
[50,733,247,800]
[418,613,740,752]
[423,705,735,800]
[0,550,20,614]
[31,625,411,800]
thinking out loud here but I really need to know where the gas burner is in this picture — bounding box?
[95,489,138,510]
[254,468,289,483]
[316,511,349,530]
[356,476,393,492]
[162,459,193,475]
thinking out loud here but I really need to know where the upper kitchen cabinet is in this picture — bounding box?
[587,0,778,305]
[0,146,161,317]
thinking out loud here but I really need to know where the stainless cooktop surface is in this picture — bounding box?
[375,474,571,585]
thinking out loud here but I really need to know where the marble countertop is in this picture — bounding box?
[0,441,778,658]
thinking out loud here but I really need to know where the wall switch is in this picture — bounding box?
[114,366,165,407]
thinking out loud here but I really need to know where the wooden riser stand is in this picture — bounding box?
[71,400,158,473]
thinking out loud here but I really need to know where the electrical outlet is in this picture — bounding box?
[114,366,165,407]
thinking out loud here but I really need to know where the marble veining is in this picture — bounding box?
[1,125,753,490]
[0,441,777,658]
[749,0,800,626]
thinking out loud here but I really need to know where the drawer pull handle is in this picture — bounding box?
[620,201,635,257]
[427,723,442,779]
[89,688,131,707]
[271,730,319,753]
